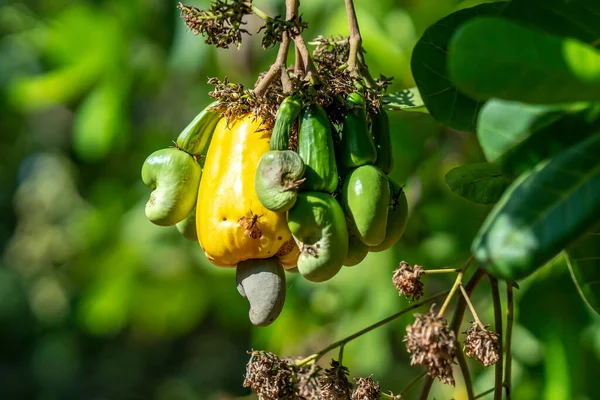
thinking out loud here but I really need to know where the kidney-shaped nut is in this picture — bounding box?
[236,257,286,327]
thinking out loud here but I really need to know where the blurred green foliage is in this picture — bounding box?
[0,0,599,399]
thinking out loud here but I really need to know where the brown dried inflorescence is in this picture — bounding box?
[463,322,500,366]
[243,350,296,400]
[404,305,457,386]
[351,375,380,400]
[293,361,323,400]
[178,1,251,49]
[392,261,424,302]
[318,359,353,400]
[259,15,308,49]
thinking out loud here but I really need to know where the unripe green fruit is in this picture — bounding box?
[255,150,305,212]
[176,101,221,156]
[370,179,409,252]
[287,192,348,282]
[343,235,369,266]
[342,165,390,246]
[141,148,201,226]
[176,206,198,241]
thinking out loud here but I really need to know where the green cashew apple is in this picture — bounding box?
[344,235,370,266]
[255,150,305,212]
[342,165,390,246]
[287,192,348,282]
[370,179,408,252]
[141,148,201,226]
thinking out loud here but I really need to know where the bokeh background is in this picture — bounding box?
[1,0,599,399]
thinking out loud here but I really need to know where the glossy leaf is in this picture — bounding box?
[448,17,600,104]
[382,87,428,113]
[566,228,600,315]
[477,100,600,177]
[410,2,505,132]
[445,162,511,205]
[473,133,600,281]
[502,0,600,44]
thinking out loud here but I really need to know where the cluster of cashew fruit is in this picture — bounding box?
[142,93,408,327]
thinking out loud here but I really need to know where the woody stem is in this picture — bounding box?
[344,0,361,73]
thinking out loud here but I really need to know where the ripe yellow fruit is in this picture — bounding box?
[196,114,299,268]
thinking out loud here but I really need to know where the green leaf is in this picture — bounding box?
[410,2,505,132]
[382,87,428,113]
[502,0,600,44]
[477,100,600,177]
[472,132,600,281]
[566,228,600,315]
[448,17,600,104]
[445,162,511,204]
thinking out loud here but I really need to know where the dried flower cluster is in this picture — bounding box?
[464,323,500,366]
[244,352,402,400]
[308,35,392,125]
[259,15,308,49]
[393,261,425,302]
[294,361,322,400]
[178,1,251,49]
[351,376,380,400]
[243,351,296,400]
[318,359,353,400]
[207,76,286,128]
[404,305,457,386]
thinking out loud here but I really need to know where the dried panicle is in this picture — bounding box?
[404,305,457,386]
[392,261,424,302]
[243,350,296,400]
[318,359,353,400]
[293,361,323,400]
[259,15,308,49]
[351,376,380,400]
[178,0,251,49]
[207,74,294,128]
[463,322,500,367]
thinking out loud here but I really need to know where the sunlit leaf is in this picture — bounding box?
[445,162,511,204]
[448,17,600,104]
[473,133,600,281]
[566,228,600,315]
[382,87,428,113]
[410,2,505,132]
[477,100,600,177]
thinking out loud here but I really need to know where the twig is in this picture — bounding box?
[423,268,460,274]
[294,290,450,367]
[294,44,303,76]
[400,370,427,397]
[253,33,291,96]
[417,377,434,400]
[438,255,474,317]
[344,0,362,72]
[489,276,503,400]
[504,283,514,400]
[475,387,496,399]
[357,52,376,88]
[280,61,293,93]
[247,3,270,21]
[456,349,475,400]
[292,34,318,80]
[459,284,485,330]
